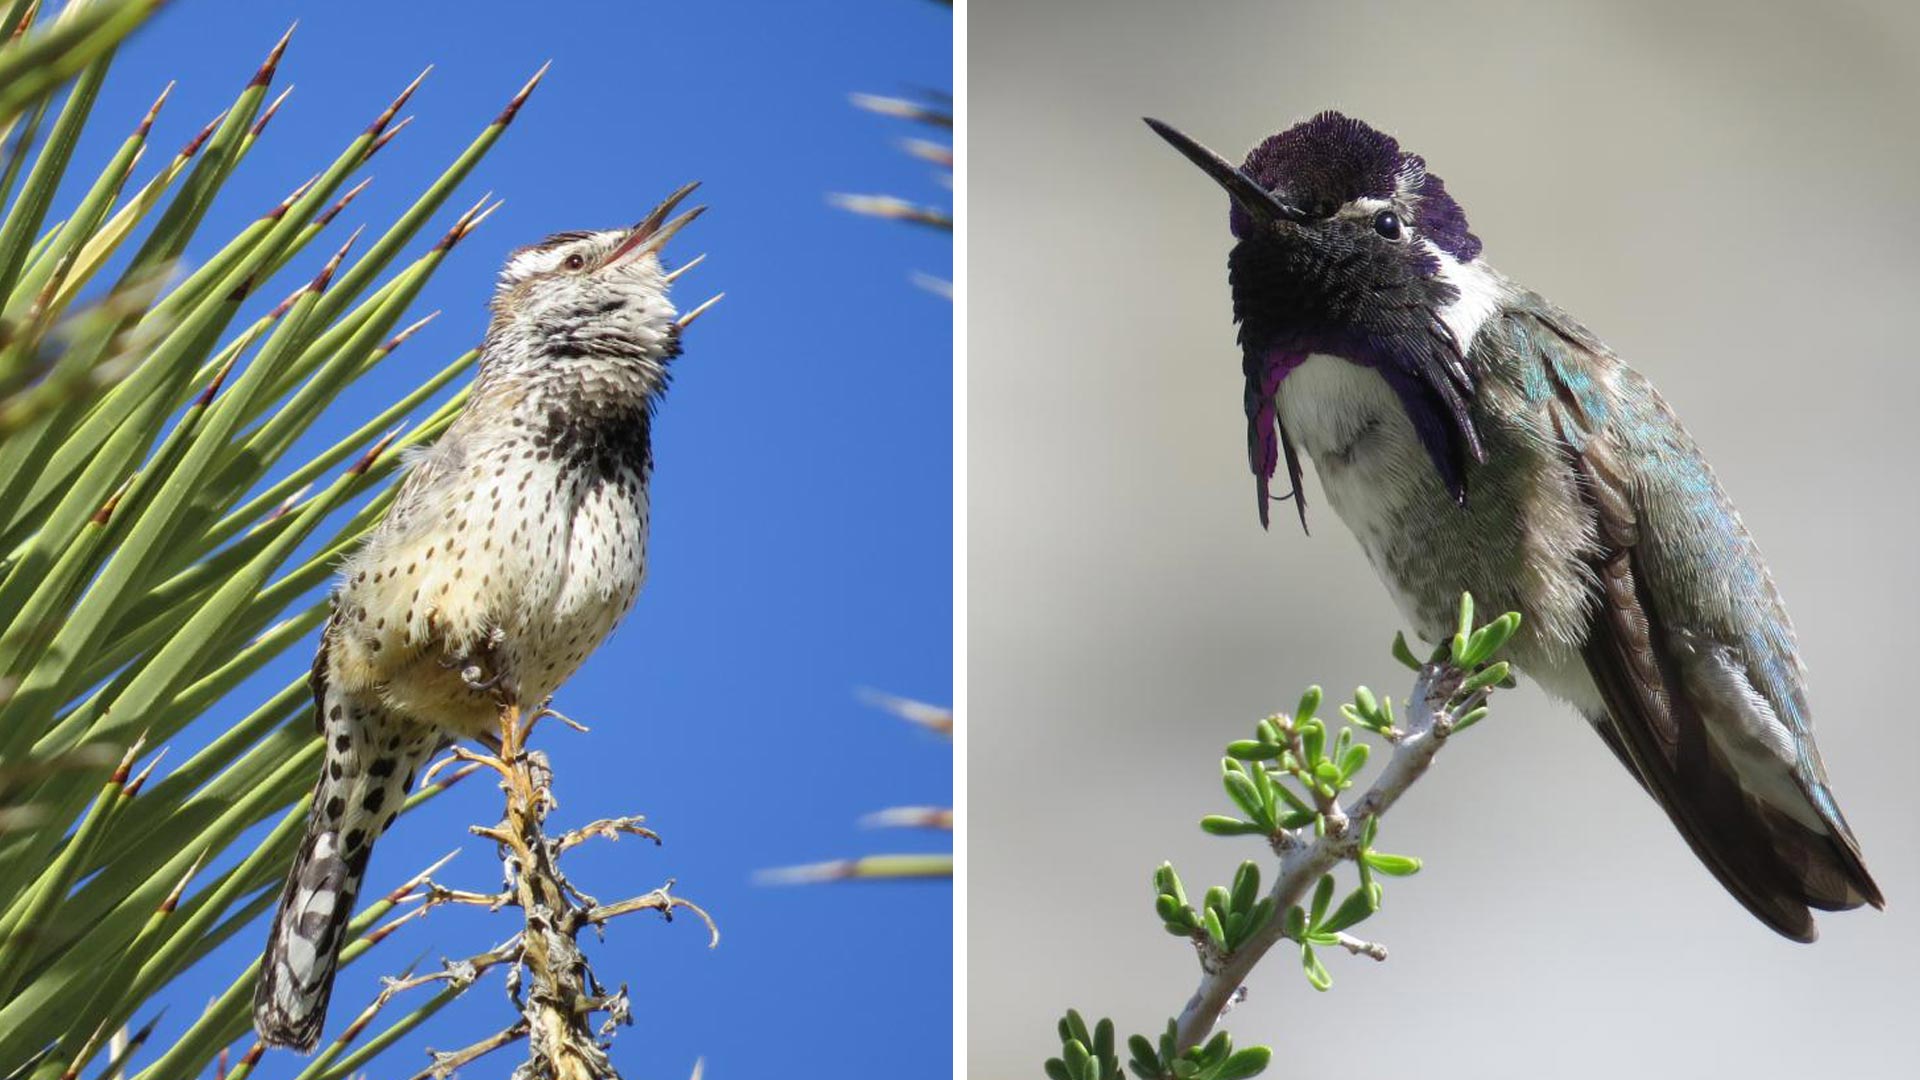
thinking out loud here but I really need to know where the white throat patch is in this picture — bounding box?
[1429,246,1506,354]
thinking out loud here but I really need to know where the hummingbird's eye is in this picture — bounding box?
[563,252,588,272]
[1372,210,1404,241]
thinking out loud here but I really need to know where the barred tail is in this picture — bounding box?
[253,683,432,1050]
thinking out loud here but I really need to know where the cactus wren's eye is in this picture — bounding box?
[253,180,722,1052]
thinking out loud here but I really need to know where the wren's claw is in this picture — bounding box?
[460,664,502,692]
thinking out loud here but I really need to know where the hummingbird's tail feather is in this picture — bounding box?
[253,669,436,1050]
[1582,552,1882,942]
[1750,796,1882,912]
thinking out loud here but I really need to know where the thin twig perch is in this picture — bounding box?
[1173,659,1475,1050]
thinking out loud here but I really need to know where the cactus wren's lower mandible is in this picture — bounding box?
[253,182,721,1051]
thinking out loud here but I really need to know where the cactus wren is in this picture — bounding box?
[253,183,716,1050]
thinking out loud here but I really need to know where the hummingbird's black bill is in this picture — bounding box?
[1143,117,1308,226]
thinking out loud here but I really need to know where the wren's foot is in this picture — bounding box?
[441,652,517,707]
[438,652,499,689]
[459,663,502,692]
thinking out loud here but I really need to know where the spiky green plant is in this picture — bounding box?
[768,0,957,886]
[760,691,952,884]
[0,4,550,1076]
[832,85,952,297]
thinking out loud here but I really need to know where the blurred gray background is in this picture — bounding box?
[969,1,1920,1076]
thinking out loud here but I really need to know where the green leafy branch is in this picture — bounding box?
[1046,595,1520,1080]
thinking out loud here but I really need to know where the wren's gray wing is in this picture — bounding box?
[1493,301,1881,942]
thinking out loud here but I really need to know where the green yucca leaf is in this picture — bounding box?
[0,744,311,1063]
[39,857,193,1080]
[0,738,134,1001]
[125,838,467,1080]
[1,40,302,535]
[305,63,543,329]
[305,983,466,1080]
[201,347,473,549]
[115,26,284,287]
[4,389,403,786]
[228,204,488,483]
[79,676,304,874]
[759,853,955,883]
[44,107,209,313]
[2,78,155,323]
[101,805,307,1047]
[0,15,546,1076]
[0,30,110,305]
[0,0,162,122]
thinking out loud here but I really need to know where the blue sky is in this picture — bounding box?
[73,1,952,1076]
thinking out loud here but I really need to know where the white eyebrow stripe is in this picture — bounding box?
[501,231,628,284]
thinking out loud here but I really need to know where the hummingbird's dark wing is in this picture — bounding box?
[1503,303,1881,941]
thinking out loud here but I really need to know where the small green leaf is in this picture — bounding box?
[1065,1040,1093,1080]
[1225,739,1271,761]
[1318,885,1378,934]
[1202,906,1228,952]
[1300,721,1324,766]
[1229,861,1259,915]
[1128,1035,1160,1080]
[1283,904,1306,941]
[1309,874,1335,927]
[1391,631,1422,671]
[1221,770,1265,823]
[1215,1046,1272,1080]
[1452,705,1490,732]
[1296,685,1322,724]
[1244,896,1275,940]
[1362,851,1422,877]
[1301,943,1332,991]
[1066,1010,1094,1047]
[1155,893,1190,925]
[1354,685,1378,718]
[1337,742,1370,780]
[1199,815,1264,837]
[1198,1031,1231,1067]
[1459,661,1511,696]
[1047,1059,1074,1080]
[1268,773,1312,815]
[1155,863,1188,907]
[1128,1035,1159,1073]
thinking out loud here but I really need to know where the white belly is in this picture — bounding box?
[1273,353,1603,715]
[1275,355,1437,625]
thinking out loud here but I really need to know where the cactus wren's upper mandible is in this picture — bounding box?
[253,182,719,1051]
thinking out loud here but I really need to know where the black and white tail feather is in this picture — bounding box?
[253,644,435,1050]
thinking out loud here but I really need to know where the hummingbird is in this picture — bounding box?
[1145,110,1881,941]
[252,183,719,1049]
